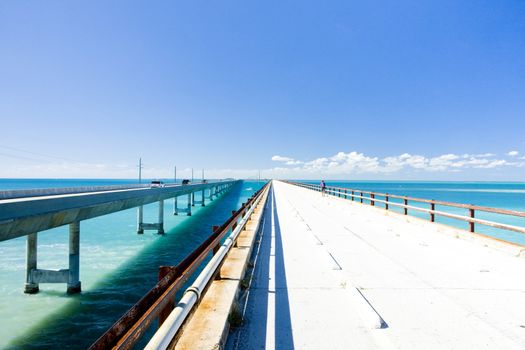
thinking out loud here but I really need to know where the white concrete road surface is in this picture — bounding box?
[228,180,525,350]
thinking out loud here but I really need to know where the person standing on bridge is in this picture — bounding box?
[321,180,326,196]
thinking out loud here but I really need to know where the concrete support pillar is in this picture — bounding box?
[158,200,165,234]
[187,194,192,216]
[67,222,81,294]
[24,233,39,294]
[201,189,205,206]
[137,205,144,234]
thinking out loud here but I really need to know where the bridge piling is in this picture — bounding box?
[158,200,164,234]
[137,206,144,234]
[192,189,206,207]
[174,194,192,216]
[24,233,39,294]
[23,223,82,294]
[67,221,81,294]
[137,201,165,234]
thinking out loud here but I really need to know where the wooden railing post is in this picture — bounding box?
[385,194,389,210]
[404,197,408,215]
[469,208,475,232]
[351,190,354,201]
[430,202,435,222]
[360,192,363,203]
[371,193,375,206]
[344,189,347,199]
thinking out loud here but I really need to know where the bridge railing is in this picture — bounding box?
[89,181,270,350]
[0,180,232,200]
[285,181,525,239]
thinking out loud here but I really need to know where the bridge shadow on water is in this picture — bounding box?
[7,182,251,350]
[236,185,295,349]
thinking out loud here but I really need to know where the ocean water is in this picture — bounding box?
[301,180,525,246]
[0,179,265,349]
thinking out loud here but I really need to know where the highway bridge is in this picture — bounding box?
[0,180,238,293]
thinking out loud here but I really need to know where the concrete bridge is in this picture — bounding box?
[139,180,525,350]
[0,180,238,294]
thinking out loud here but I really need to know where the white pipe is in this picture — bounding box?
[145,185,269,350]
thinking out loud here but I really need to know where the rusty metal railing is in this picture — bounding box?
[89,181,270,350]
[286,181,525,240]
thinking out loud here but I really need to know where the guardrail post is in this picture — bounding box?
[351,190,354,201]
[430,202,435,222]
[385,194,389,210]
[344,189,347,199]
[24,233,39,294]
[404,198,408,215]
[187,194,192,216]
[469,208,475,232]
[371,193,375,206]
[191,192,195,206]
[201,189,205,206]
[67,221,81,294]
[338,189,341,198]
[360,192,363,203]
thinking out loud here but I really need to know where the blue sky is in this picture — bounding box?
[1,1,524,180]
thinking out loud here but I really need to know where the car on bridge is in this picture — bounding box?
[182,179,191,185]
[150,180,164,188]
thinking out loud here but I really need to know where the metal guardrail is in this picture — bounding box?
[286,181,525,238]
[89,181,270,350]
[0,183,149,200]
[145,181,270,350]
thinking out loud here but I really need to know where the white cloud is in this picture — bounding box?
[271,155,294,162]
[507,150,519,157]
[271,155,303,165]
[266,150,517,177]
[462,153,494,158]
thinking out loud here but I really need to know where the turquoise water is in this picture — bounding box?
[301,180,525,245]
[0,179,265,349]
